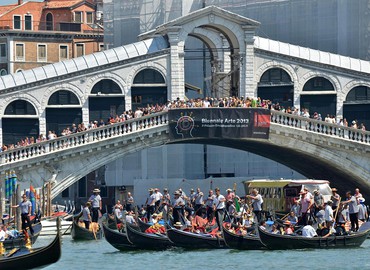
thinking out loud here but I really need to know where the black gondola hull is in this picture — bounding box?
[126,222,172,250]
[137,218,151,232]
[71,220,103,241]
[258,226,370,250]
[222,226,265,250]
[102,222,137,251]
[3,222,42,249]
[167,228,227,249]
[0,219,61,270]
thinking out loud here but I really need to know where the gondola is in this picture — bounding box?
[222,225,265,250]
[102,222,137,251]
[166,227,227,249]
[3,222,42,250]
[71,219,103,240]
[125,222,172,250]
[0,218,62,270]
[258,223,370,250]
[137,217,152,232]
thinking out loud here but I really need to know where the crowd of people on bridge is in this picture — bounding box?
[1,96,367,152]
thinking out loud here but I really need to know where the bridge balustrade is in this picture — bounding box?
[271,110,370,144]
[0,109,368,166]
[0,112,168,164]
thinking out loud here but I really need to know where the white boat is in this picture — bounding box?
[41,218,72,235]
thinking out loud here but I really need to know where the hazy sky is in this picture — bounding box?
[2,0,43,5]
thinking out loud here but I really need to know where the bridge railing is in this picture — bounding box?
[0,112,169,164]
[271,110,370,144]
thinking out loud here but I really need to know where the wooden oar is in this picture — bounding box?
[333,198,342,222]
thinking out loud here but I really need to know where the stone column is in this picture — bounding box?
[39,109,47,138]
[82,99,90,125]
[242,27,256,98]
[167,27,185,101]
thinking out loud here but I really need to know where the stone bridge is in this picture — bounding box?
[1,110,369,199]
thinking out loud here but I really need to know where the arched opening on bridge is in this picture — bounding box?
[300,77,336,117]
[131,68,167,110]
[2,100,39,145]
[257,68,293,108]
[46,90,82,136]
[343,85,370,128]
[89,79,125,122]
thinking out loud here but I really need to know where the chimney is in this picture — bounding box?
[18,0,23,5]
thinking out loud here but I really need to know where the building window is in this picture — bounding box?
[86,12,94,24]
[59,45,68,61]
[13,15,21,30]
[15,43,24,61]
[37,44,47,62]
[0,44,6,58]
[76,43,84,57]
[24,15,32,30]
[99,43,104,51]
[74,11,83,23]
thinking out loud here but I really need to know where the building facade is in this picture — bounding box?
[0,0,103,75]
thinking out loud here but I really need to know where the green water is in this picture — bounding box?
[36,234,369,270]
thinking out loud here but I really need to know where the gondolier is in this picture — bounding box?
[213,187,226,231]
[12,194,34,235]
[89,189,102,223]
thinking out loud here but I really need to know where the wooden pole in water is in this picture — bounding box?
[47,182,52,217]
[16,184,21,231]
[42,184,45,218]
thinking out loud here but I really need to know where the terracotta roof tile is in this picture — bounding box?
[44,0,86,9]
[0,4,17,17]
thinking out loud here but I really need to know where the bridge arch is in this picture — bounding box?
[41,83,84,108]
[2,99,39,145]
[256,64,295,108]
[255,61,298,86]
[299,73,340,117]
[127,65,168,109]
[0,94,41,117]
[88,78,126,122]
[342,82,370,128]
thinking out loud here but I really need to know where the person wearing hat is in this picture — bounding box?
[145,189,156,221]
[213,187,226,231]
[205,189,215,221]
[193,187,204,217]
[161,188,171,219]
[283,220,293,235]
[225,188,236,212]
[89,188,102,223]
[299,190,313,226]
[330,188,341,211]
[154,188,163,210]
[341,191,359,232]
[11,194,34,235]
[324,200,334,226]
[125,192,134,212]
[246,189,263,222]
[313,189,324,216]
[358,198,368,222]
[173,221,182,229]
[189,188,196,208]
[171,190,185,224]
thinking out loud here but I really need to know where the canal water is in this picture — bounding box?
[35,234,370,270]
